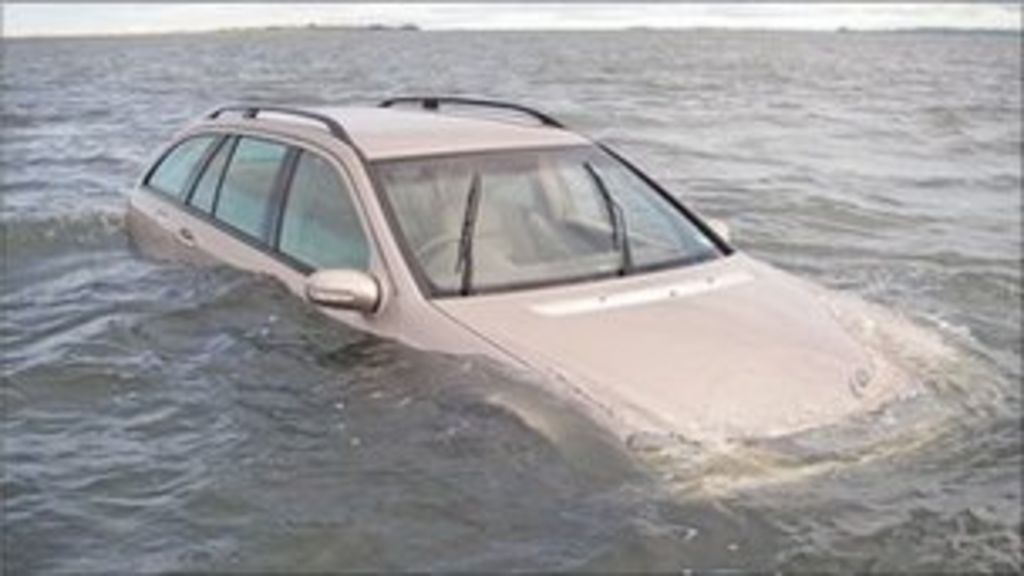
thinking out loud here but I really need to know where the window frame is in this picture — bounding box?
[207,135,294,244]
[141,129,377,277]
[184,134,236,215]
[142,134,221,199]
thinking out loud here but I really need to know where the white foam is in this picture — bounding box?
[618,287,1004,498]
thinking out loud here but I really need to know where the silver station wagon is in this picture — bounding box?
[129,97,898,440]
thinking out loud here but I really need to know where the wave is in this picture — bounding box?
[621,287,1013,498]
[3,209,128,259]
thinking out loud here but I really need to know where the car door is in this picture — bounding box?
[131,133,222,257]
[166,133,291,275]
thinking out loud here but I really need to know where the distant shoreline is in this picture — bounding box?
[4,24,1020,42]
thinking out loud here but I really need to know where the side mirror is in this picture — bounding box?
[706,218,731,243]
[305,269,381,313]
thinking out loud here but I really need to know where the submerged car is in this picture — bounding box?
[128,97,897,440]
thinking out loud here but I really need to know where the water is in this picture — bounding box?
[2,29,1020,573]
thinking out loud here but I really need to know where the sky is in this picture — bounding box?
[3,3,1021,38]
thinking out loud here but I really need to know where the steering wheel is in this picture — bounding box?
[415,234,463,272]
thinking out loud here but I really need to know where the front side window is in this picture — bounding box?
[375,146,721,296]
[278,152,369,270]
[146,135,216,199]
[214,137,288,242]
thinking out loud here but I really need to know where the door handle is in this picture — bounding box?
[176,227,196,247]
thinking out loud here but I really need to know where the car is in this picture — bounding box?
[128,96,901,441]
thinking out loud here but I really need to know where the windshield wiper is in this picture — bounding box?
[585,162,632,275]
[455,172,483,295]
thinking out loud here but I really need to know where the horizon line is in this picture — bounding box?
[5,22,1021,41]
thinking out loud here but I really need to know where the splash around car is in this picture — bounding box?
[128,96,902,441]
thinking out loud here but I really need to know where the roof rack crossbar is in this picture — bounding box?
[207,104,355,145]
[379,96,565,128]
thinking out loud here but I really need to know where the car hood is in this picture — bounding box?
[434,254,891,441]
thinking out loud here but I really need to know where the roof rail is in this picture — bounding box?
[206,104,356,146]
[379,96,565,129]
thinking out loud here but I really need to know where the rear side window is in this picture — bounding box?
[146,136,216,199]
[278,152,369,270]
[214,137,288,241]
[189,137,234,214]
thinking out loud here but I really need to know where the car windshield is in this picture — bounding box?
[374,146,722,296]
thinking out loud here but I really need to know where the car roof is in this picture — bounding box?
[208,106,591,160]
